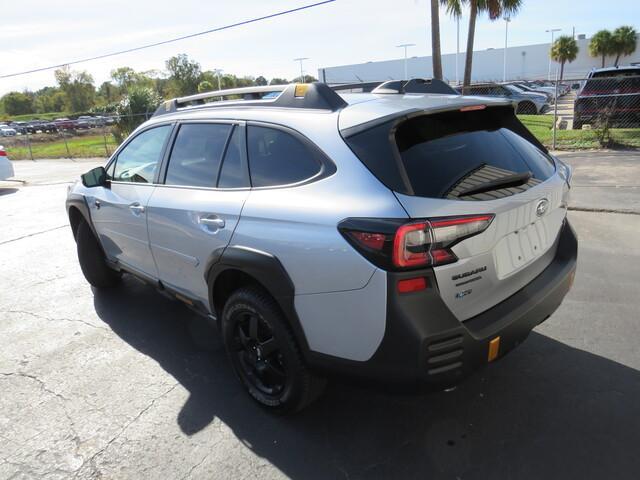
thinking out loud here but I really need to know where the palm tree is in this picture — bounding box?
[431,1,463,80]
[456,0,522,87]
[611,25,638,67]
[550,35,578,81]
[589,30,613,68]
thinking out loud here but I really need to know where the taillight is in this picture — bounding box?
[339,214,494,271]
[0,149,6,157]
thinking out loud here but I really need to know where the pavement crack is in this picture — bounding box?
[568,206,640,215]
[0,224,69,245]
[5,310,108,331]
[73,382,180,478]
[0,371,70,403]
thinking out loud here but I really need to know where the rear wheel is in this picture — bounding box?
[517,101,537,115]
[221,286,326,414]
[76,221,121,288]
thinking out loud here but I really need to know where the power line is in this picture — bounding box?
[0,0,335,79]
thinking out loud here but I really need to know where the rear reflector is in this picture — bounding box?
[397,277,427,293]
[460,104,486,112]
[488,337,501,362]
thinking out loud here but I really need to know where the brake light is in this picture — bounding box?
[0,150,6,157]
[340,214,494,271]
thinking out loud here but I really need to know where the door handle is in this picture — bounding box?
[129,203,145,214]
[199,216,225,229]
[94,199,101,209]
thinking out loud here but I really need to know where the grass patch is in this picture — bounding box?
[518,115,640,150]
[6,135,119,160]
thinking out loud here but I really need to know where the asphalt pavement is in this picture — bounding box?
[1,153,639,479]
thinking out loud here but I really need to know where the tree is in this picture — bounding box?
[165,54,202,96]
[269,78,289,85]
[611,25,637,67]
[255,76,268,86]
[457,0,522,86]
[1,92,34,115]
[550,35,578,81]
[197,80,213,93]
[430,0,443,80]
[54,66,95,112]
[114,87,162,138]
[589,30,614,68]
[292,75,318,83]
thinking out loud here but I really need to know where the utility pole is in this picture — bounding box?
[396,43,416,80]
[546,28,561,80]
[293,57,309,83]
[503,17,510,82]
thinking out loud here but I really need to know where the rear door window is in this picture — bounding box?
[165,123,232,188]
[247,126,322,187]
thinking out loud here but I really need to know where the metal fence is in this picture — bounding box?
[2,76,639,159]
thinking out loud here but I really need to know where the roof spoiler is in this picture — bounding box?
[372,78,458,95]
[153,82,348,117]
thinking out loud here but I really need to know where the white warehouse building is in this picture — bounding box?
[319,36,640,85]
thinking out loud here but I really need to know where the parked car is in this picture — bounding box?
[456,83,549,114]
[67,81,577,413]
[0,145,14,180]
[0,124,18,136]
[54,118,75,130]
[573,66,640,129]
[508,82,555,103]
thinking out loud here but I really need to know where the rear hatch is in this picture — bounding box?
[343,104,569,321]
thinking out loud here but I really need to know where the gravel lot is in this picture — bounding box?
[1,153,639,479]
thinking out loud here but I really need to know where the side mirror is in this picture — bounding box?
[81,166,108,188]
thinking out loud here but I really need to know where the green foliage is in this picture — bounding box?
[54,66,96,112]
[611,26,638,66]
[165,54,203,96]
[255,76,268,86]
[589,30,614,68]
[114,87,162,139]
[550,36,579,80]
[291,75,318,83]
[198,80,214,93]
[269,77,289,85]
[1,92,34,115]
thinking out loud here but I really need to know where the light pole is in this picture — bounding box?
[396,43,415,80]
[456,17,460,85]
[503,17,510,82]
[212,68,223,90]
[293,57,309,83]
[546,28,561,80]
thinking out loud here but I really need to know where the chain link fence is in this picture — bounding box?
[2,74,639,159]
[0,112,152,160]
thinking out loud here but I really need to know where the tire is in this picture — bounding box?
[221,286,326,414]
[517,101,537,115]
[76,221,121,288]
[573,119,583,130]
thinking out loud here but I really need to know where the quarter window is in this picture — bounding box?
[247,126,322,187]
[165,123,232,188]
[113,125,171,183]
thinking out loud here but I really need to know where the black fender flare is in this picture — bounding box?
[66,194,98,240]
[206,246,311,357]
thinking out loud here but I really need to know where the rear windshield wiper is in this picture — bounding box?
[457,171,532,197]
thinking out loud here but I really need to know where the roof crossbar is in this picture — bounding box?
[153,82,348,117]
[371,78,458,95]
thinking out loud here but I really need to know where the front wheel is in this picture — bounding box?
[221,286,326,414]
[76,221,121,288]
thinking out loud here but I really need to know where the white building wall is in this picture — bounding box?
[319,37,640,84]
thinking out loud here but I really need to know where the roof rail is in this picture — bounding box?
[329,81,383,92]
[371,78,458,95]
[153,82,348,117]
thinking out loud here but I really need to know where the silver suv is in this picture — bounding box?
[67,80,578,413]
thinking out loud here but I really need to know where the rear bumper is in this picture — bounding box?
[308,219,578,389]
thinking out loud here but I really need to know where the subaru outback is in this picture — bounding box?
[67,80,577,413]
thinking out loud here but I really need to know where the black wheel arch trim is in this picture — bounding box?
[206,245,312,355]
[66,194,98,240]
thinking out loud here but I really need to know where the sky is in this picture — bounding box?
[1,0,638,96]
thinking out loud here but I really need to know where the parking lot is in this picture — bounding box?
[1,152,639,479]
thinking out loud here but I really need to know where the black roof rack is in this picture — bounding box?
[329,81,383,92]
[372,78,458,95]
[153,82,348,117]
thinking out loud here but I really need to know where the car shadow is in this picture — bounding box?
[93,277,640,480]
[0,187,18,196]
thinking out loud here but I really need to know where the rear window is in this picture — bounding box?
[344,107,555,199]
[582,75,640,95]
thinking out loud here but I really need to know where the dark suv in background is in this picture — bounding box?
[573,66,640,129]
